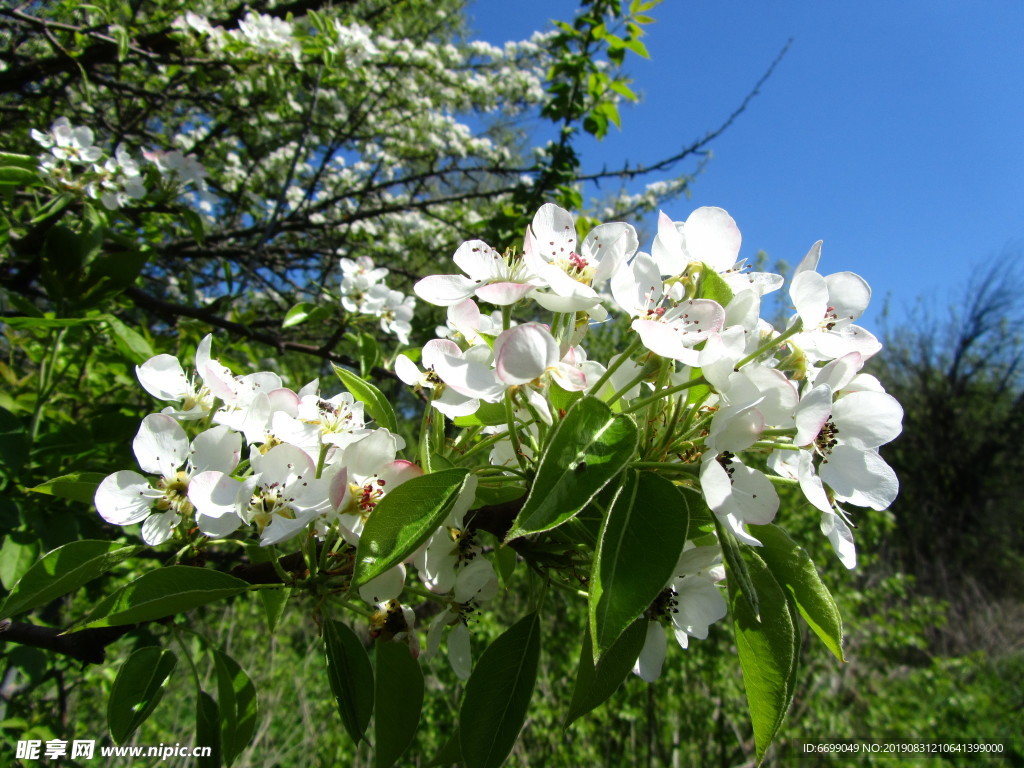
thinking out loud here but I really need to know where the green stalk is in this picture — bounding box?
[735,318,803,370]
[622,376,708,415]
[588,335,644,395]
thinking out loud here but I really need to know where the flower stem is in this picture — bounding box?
[735,318,803,369]
[622,376,708,415]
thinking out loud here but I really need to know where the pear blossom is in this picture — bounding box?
[136,335,216,420]
[414,238,539,307]
[95,415,240,545]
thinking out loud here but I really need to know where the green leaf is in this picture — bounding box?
[0,152,39,170]
[352,469,472,588]
[459,613,541,768]
[27,471,108,504]
[0,166,42,187]
[493,543,517,588]
[565,618,646,727]
[506,397,637,541]
[213,649,258,767]
[589,471,688,661]
[697,266,734,307]
[750,524,845,661]
[729,549,799,765]
[0,540,142,620]
[0,533,40,592]
[0,406,29,480]
[73,566,251,629]
[324,618,374,744]
[258,588,289,633]
[716,516,760,620]
[108,647,177,745]
[196,689,223,768]
[373,641,424,768]
[333,363,398,433]
[283,302,317,328]
[104,316,155,363]
[354,332,380,378]
[0,316,103,329]
[452,401,507,427]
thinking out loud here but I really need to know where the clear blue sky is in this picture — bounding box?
[468,1,1024,333]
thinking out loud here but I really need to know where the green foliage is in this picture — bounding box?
[108,646,177,745]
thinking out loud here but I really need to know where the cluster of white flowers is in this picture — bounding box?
[409,203,902,677]
[339,256,416,345]
[31,117,144,210]
[30,117,215,213]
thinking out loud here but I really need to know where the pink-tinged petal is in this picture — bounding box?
[134,414,189,476]
[422,339,463,370]
[794,384,833,447]
[683,207,741,272]
[632,318,685,360]
[820,445,899,510]
[252,442,316,487]
[452,239,501,282]
[142,512,178,545]
[413,274,478,306]
[633,621,667,682]
[794,240,822,276]
[815,352,863,392]
[379,460,424,490]
[358,564,406,604]
[448,622,472,680]
[432,352,504,402]
[825,271,871,324]
[530,203,577,261]
[821,509,856,569]
[663,299,726,339]
[95,470,154,525]
[791,271,829,328]
[832,391,903,449]
[447,299,481,334]
[552,362,588,392]
[494,323,558,385]
[530,288,600,314]
[136,355,187,401]
[475,281,535,306]
[190,425,241,474]
[267,387,300,417]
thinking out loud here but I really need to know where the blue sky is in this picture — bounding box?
[468,1,1024,333]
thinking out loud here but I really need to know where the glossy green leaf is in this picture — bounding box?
[333,363,399,433]
[108,647,177,745]
[373,641,424,768]
[196,689,223,768]
[506,397,637,541]
[213,649,258,767]
[27,471,108,504]
[459,612,541,768]
[729,549,799,765]
[324,618,374,744]
[590,471,688,661]
[0,152,39,170]
[352,469,471,588]
[750,524,845,661]
[283,302,317,328]
[73,566,251,630]
[0,540,142,620]
[452,401,507,427]
[354,331,380,378]
[565,618,647,727]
